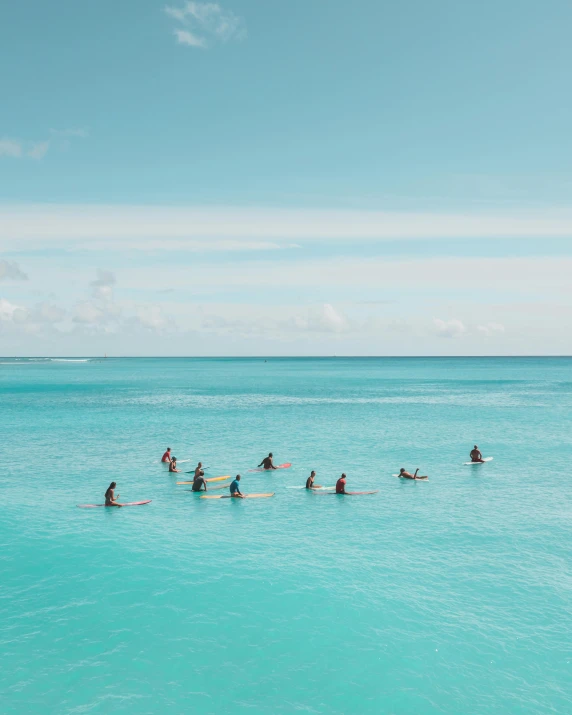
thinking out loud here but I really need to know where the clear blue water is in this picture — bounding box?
[1,357,571,714]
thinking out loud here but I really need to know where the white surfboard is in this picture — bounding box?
[463,457,493,465]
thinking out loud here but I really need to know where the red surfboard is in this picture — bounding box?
[248,462,292,473]
[77,500,152,508]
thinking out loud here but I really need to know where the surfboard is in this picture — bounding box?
[200,493,275,499]
[287,485,335,490]
[463,457,493,465]
[184,467,209,473]
[77,500,152,508]
[184,484,229,492]
[323,490,378,496]
[176,476,230,485]
[248,463,292,472]
[393,475,429,480]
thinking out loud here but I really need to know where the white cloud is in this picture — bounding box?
[165,2,246,48]
[0,139,22,158]
[134,305,168,330]
[0,130,86,162]
[174,29,207,47]
[27,141,50,160]
[477,322,505,336]
[3,205,572,248]
[0,260,28,281]
[433,318,467,339]
[291,303,350,334]
[0,298,25,321]
[90,269,116,300]
[50,128,89,138]
[73,301,105,324]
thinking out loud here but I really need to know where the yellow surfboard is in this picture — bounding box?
[200,493,275,500]
[176,476,230,485]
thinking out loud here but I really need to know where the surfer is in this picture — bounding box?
[306,471,322,489]
[258,453,277,470]
[161,448,172,463]
[169,458,180,473]
[398,468,428,480]
[335,474,347,494]
[194,462,205,477]
[192,472,207,492]
[470,446,485,463]
[230,475,244,498]
[105,482,122,507]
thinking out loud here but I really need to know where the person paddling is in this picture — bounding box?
[230,474,244,498]
[161,448,172,463]
[169,458,180,473]
[258,453,277,470]
[398,468,428,480]
[470,445,485,463]
[105,482,122,507]
[306,471,322,489]
[335,473,347,494]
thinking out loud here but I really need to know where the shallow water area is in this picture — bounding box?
[1,357,572,714]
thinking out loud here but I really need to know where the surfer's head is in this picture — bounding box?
[310,471,316,477]
[269,453,273,457]
[400,468,405,474]
[235,474,241,481]
[167,447,171,452]
[474,445,478,449]
[109,481,117,489]
[341,473,346,479]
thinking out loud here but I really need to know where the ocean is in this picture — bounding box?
[1,357,571,714]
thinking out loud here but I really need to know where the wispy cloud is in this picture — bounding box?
[165,2,246,48]
[90,269,116,300]
[477,322,505,336]
[0,129,87,161]
[3,204,572,247]
[433,318,467,339]
[0,260,28,281]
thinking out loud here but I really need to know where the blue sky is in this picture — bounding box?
[1,0,572,355]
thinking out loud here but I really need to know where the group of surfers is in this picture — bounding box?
[104,444,488,507]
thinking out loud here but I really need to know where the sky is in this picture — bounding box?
[1,0,572,356]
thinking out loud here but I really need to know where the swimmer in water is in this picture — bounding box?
[470,445,485,463]
[169,458,180,473]
[398,468,428,480]
[161,448,172,463]
[258,453,277,470]
[105,481,122,507]
[230,475,244,498]
[306,471,322,489]
[335,473,347,494]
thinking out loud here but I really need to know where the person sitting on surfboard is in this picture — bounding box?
[169,458,180,473]
[306,471,322,489]
[258,453,277,470]
[105,482,122,507]
[192,464,207,491]
[398,468,428,480]
[470,446,485,463]
[161,448,172,463]
[335,474,347,494]
[230,475,244,498]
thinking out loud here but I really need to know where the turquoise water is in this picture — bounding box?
[1,357,572,714]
